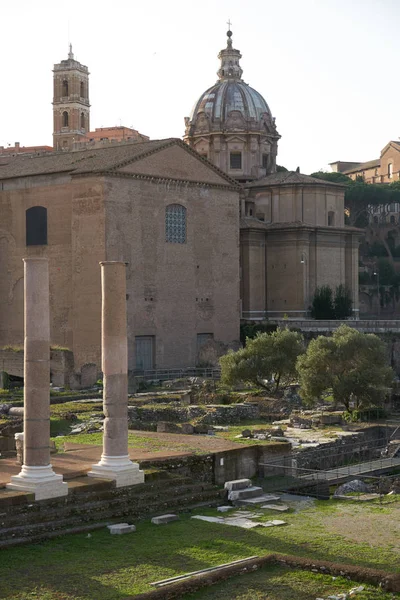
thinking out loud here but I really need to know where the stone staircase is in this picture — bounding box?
[225,478,280,506]
[0,472,224,548]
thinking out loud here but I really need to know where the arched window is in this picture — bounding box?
[80,81,84,98]
[388,163,393,179]
[62,80,68,96]
[165,204,186,243]
[62,111,69,127]
[80,112,85,129]
[26,206,47,246]
[328,211,335,226]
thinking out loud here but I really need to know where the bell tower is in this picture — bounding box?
[53,45,90,151]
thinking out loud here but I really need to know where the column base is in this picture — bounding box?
[6,465,68,501]
[88,455,144,488]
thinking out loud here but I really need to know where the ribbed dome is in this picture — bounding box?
[189,80,272,126]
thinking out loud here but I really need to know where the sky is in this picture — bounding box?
[1,0,399,174]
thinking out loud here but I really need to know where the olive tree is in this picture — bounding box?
[220,327,304,392]
[296,325,393,413]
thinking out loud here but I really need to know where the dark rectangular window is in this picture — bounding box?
[26,206,47,246]
[230,152,242,169]
[262,154,268,169]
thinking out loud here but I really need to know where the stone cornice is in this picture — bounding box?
[73,170,240,191]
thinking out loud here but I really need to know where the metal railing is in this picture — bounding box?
[132,367,221,382]
[259,455,400,483]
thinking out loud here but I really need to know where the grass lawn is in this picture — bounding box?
[0,498,398,599]
[53,430,207,454]
[188,565,396,600]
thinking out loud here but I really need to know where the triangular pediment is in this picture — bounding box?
[193,137,210,147]
[115,141,236,186]
[225,135,247,143]
[381,141,400,158]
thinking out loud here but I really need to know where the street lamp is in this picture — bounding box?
[373,269,380,318]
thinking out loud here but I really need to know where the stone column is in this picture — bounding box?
[7,258,68,500]
[89,262,144,487]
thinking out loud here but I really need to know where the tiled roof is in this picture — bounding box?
[343,158,380,174]
[0,139,172,180]
[246,171,345,188]
[0,138,239,188]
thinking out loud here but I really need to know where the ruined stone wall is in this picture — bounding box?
[127,403,259,428]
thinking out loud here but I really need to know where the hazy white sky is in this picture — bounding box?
[1,0,399,173]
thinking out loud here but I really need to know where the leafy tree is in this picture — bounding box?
[296,325,393,413]
[276,165,288,172]
[310,171,352,184]
[311,285,335,319]
[220,327,304,392]
[334,284,353,319]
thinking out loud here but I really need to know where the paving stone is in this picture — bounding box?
[260,503,289,512]
[228,486,263,501]
[224,479,252,491]
[262,519,287,527]
[151,514,179,525]
[217,505,234,512]
[235,494,280,506]
[107,523,136,534]
[191,514,286,530]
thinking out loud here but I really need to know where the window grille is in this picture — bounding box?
[165,204,186,244]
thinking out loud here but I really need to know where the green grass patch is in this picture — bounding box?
[0,499,398,599]
[187,565,394,600]
[52,431,208,454]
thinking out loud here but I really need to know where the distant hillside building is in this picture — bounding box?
[330,140,400,184]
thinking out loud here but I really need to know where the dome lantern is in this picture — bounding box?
[217,30,243,81]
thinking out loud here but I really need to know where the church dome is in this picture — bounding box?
[189,80,273,127]
[184,30,280,181]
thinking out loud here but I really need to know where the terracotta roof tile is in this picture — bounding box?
[246,171,345,188]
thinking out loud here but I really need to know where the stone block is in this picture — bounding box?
[217,505,234,512]
[180,392,191,405]
[107,523,136,535]
[157,422,182,434]
[151,514,179,525]
[235,494,281,507]
[181,423,194,434]
[228,486,264,501]
[81,363,98,388]
[260,503,289,512]
[224,479,252,492]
